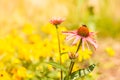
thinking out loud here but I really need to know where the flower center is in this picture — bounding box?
[77,25,89,37]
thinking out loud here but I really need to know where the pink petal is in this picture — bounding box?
[86,37,98,49]
[66,34,75,41]
[85,40,90,50]
[62,31,77,35]
[89,32,96,35]
[82,39,85,51]
[72,36,80,45]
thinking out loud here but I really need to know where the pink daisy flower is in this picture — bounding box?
[63,25,98,50]
[49,17,65,25]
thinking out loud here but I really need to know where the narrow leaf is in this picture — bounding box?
[61,52,68,55]
[47,61,67,72]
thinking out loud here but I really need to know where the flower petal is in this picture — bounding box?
[89,32,96,35]
[85,40,90,50]
[66,34,75,41]
[82,39,85,51]
[62,31,77,35]
[86,37,98,49]
[72,36,80,45]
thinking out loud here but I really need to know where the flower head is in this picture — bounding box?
[77,25,89,37]
[63,25,98,50]
[49,17,64,25]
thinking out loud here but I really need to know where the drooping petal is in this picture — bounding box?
[72,36,81,45]
[82,38,85,51]
[66,34,75,41]
[89,32,97,38]
[62,31,77,35]
[85,40,90,50]
[86,37,98,49]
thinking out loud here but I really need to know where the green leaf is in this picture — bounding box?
[47,61,67,72]
[64,64,96,80]
[60,52,68,55]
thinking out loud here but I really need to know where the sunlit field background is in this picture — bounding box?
[0,0,120,80]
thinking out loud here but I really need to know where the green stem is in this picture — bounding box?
[75,38,82,53]
[55,25,63,80]
[68,61,75,75]
[68,39,82,75]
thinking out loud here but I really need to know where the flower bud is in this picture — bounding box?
[68,52,79,59]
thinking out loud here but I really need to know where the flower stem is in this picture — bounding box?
[55,25,63,80]
[68,39,82,75]
[76,38,82,53]
[68,60,75,75]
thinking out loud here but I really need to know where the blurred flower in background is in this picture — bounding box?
[49,17,65,25]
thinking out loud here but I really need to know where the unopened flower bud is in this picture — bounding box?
[68,52,79,59]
